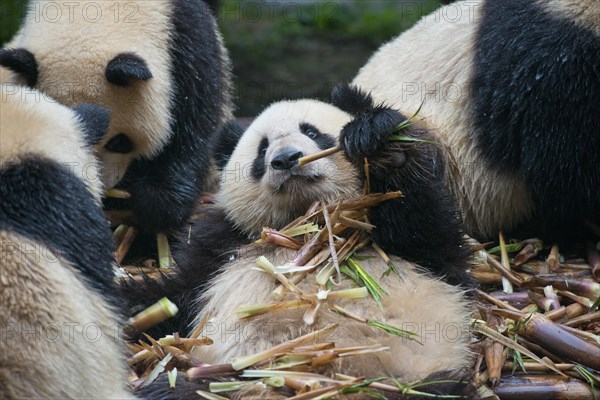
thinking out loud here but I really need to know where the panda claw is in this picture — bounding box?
[340,107,406,163]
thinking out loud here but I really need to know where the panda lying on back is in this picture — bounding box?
[130,85,474,399]
[0,85,133,398]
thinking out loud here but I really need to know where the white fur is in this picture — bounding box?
[0,232,133,399]
[353,1,535,239]
[218,100,360,236]
[193,247,471,383]
[7,0,175,187]
[540,0,600,35]
[0,87,132,398]
[0,84,103,201]
[0,66,11,83]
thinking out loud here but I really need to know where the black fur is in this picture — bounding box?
[105,133,134,154]
[0,158,116,302]
[251,138,269,180]
[110,0,231,233]
[73,104,111,147]
[105,52,153,87]
[331,83,375,116]
[339,92,471,287]
[212,121,246,170]
[203,0,220,14]
[472,0,600,242]
[0,48,38,87]
[120,207,246,338]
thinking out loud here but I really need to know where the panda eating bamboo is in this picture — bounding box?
[353,0,600,243]
[129,84,474,399]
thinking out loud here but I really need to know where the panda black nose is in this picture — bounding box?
[271,150,303,170]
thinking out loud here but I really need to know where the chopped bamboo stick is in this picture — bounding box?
[546,302,587,321]
[556,290,593,308]
[230,325,338,370]
[261,228,303,250]
[563,310,600,328]
[298,146,341,166]
[322,202,340,275]
[125,297,178,337]
[186,364,237,380]
[489,292,531,308]
[514,240,542,267]
[105,188,131,199]
[483,313,505,385]
[475,289,523,313]
[157,233,171,268]
[522,276,599,300]
[470,269,504,285]
[471,318,566,376]
[337,215,375,231]
[501,362,575,372]
[547,245,561,272]
[499,232,514,293]
[105,210,135,227]
[514,313,600,370]
[493,375,600,400]
[587,243,600,282]
[112,224,129,245]
[528,291,554,312]
[117,226,137,264]
[486,254,524,286]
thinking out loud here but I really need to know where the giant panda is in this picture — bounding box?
[0,0,233,233]
[0,84,134,399]
[353,0,600,243]
[130,84,474,399]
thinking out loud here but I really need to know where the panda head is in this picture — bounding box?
[0,1,175,188]
[0,84,110,202]
[218,99,362,236]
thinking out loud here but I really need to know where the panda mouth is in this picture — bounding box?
[271,172,324,194]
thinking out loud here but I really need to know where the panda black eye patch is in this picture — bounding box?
[300,123,336,150]
[251,137,269,180]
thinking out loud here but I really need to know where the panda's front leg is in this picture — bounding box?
[339,107,472,287]
[115,140,210,234]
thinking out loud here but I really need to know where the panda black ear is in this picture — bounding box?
[331,83,374,116]
[212,121,246,170]
[0,48,38,87]
[73,104,111,147]
[105,52,152,87]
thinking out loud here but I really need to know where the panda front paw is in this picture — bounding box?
[339,106,406,163]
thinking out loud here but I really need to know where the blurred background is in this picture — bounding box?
[0,0,446,117]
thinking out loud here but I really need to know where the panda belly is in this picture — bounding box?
[192,247,470,382]
[352,1,535,239]
[0,231,134,399]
